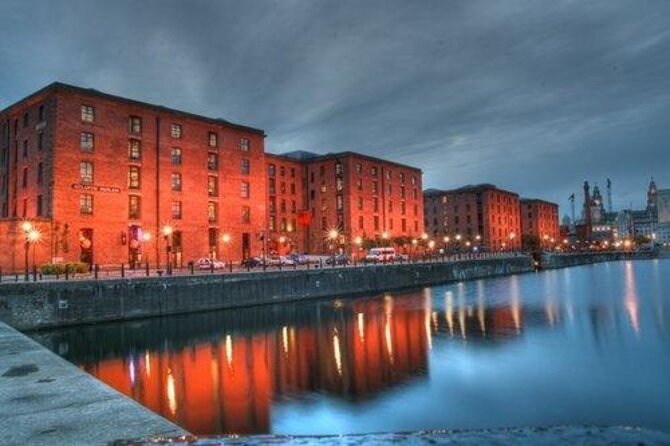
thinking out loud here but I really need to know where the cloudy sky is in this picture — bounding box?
[1,0,669,214]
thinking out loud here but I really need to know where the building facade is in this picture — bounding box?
[424,184,521,251]
[0,83,267,271]
[520,198,560,247]
[266,151,424,255]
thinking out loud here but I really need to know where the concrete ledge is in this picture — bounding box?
[116,425,670,445]
[0,321,187,445]
[541,251,656,269]
[0,257,533,331]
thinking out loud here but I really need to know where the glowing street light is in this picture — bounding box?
[141,232,151,242]
[428,240,436,249]
[421,233,428,241]
[221,233,231,244]
[455,234,462,241]
[278,235,287,244]
[354,236,363,246]
[443,236,450,243]
[21,221,33,233]
[328,229,339,240]
[381,231,389,240]
[162,225,173,237]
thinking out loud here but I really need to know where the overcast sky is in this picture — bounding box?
[1,0,669,214]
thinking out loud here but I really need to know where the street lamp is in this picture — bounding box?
[221,233,231,267]
[21,222,34,281]
[141,231,151,265]
[162,225,173,274]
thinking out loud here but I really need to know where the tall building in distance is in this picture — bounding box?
[520,198,560,247]
[267,151,424,255]
[424,184,521,251]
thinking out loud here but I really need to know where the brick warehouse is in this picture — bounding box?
[265,151,424,256]
[423,184,522,251]
[0,83,425,272]
[0,83,267,272]
[520,198,560,248]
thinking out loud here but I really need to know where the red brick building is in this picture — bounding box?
[0,83,425,272]
[520,198,560,248]
[0,82,267,271]
[266,151,424,255]
[423,184,522,251]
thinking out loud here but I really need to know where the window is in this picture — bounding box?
[268,164,276,177]
[372,181,378,194]
[321,217,328,230]
[208,152,218,170]
[374,215,380,230]
[357,197,363,210]
[129,116,142,134]
[373,197,379,212]
[355,163,362,174]
[171,123,182,138]
[336,178,343,191]
[81,105,95,123]
[22,199,27,217]
[80,194,93,214]
[171,147,182,165]
[356,178,363,190]
[269,215,276,231]
[241,206,251,223]
[320,181,327,193]
[38,105,45,122]
[371,166,378,176]
[208,201,218,222]
[359,216,364,229]
[208,132,218,147]
[171,173,182,191]
[208,176,218,196]
[128,166,140,189]
[400,172,405,183]
[290,183,296,194]
[80,132,94,152]
[128,139,141,160]
[240,181,250,198]
[171,201,182,219]
[23,112,29,128]
[36,195,43,217]
[335,162,343,175]
[280,166,285,177]
[22,168,28,187]
[336,194,344,210]
[22,140,28,158]
[38,133,44,151]
[280,199,286,213]
[128,195,141,219]
[269,178,276,194]
[240,158,250,175]
[37,162,43,184]
[239,138,249,151]
[80,161,93,184]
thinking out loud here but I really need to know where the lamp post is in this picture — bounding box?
[221,233,231,268]
[354,236,363,261]
[141,231,151,266]
[21,222,34,281]
[162,225,173,275]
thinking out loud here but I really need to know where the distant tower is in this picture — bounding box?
[569,193,575,229]
[647,177,658,212]
[606,178,613,213]
[583,181,592,230]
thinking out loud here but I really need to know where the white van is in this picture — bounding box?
[365,247,396,263]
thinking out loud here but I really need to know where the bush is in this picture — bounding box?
[40,262,89,275]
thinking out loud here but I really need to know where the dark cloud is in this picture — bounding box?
[2,0,669,213]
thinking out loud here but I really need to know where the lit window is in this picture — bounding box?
[80,161,93,184]
[241,181,250,198]
[241,206,250,223]
[208,201,218,222]
[171,201,182,219]
[128,139,141,160]
[128,195,141,219]
[171,147,182,165]
[80,194,93,214]
[171,173,182,191]
[129,116,142,134]
[208,152,218,170]
[208,176,218,196]
[239,138,249,151]
[171,123,182,138]
[81,105,95,123]
[208,132,218,147]
[80,132,94,152]
[240,158,250,175]
[128,166,141,189]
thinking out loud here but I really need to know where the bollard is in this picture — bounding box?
[229,261,233,273]
[210,261,214,274]
[15,273,18,282]
[94,264,99,279]
[319,259,323,269]
[279,262,282,271]
[121,263,125,278]
[32,265,37,282]
[145,261,150,277]
[293,262,297,270]
[65,264,69,280]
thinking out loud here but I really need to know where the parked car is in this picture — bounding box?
[195,258,227,270]
[279,256,296,266]
[326,254,350,266]
[365,247,397,263]
[394,253,410,262]
[287,253,309,265]
[241,256,264,268]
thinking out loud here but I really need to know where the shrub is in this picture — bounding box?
[40,262,89,275]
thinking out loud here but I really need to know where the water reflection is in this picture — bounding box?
[32,260,670,435]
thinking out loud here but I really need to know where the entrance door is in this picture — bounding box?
[128,225,141,267]
[242,232,250,259]
[79,228,93,265]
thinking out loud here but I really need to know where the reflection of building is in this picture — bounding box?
[74,293,430,435]
[267,151,424,254]
[424,184,522,251]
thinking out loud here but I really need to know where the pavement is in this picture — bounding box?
[116,426,670,445]
[0,321,188,446]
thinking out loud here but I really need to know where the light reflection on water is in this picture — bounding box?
[32,260,670,435]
